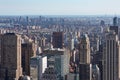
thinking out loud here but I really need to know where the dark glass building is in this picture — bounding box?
[52,32,63,49]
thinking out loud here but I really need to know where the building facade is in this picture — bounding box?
[79,34,92,80]
[0,33,22,80]
[52,32,63,49]
[43,48,70,80]
[103,31,120,80]
[21,42,36,76]
[30,55,47,80]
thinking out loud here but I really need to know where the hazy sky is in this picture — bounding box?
[0,0,120,15]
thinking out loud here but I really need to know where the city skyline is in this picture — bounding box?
[0,0,120,15]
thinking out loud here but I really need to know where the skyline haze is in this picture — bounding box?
[0,0,120,15]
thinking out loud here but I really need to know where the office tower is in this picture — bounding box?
[19,75,30,80]
[52,32,63,48]
[103,31,120,80]
[92,65,100,80]
[36,46,42,55]
[100,20,105,27]
[41,67,59,80]
[39,36,46,51]
[118,18,120,26]
[109,26,118,35]
[0,33,22,80]
[79,34,92,80]
[110,17,119,35]
[39,37,46,47]
[92,44,103,80]
[43,48,70,80]
[30,55,47,80]
[21,42,36,76]
[66,73,79,80]
[24,16,29,26]
[68,38,74,51]
[79,34,90,64]
[113,17,118,26]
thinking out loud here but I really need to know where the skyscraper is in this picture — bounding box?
[30,55,47,80]
[0,33,22,80]
[110,17,119,35]
[52,32,63,49]
[43,48,70,80]
[79,34,90,64]
[103,31,120,80]
[79,34,92,80]
[113,17,118,26]
[41,67,59,80]
[21,42,36,76]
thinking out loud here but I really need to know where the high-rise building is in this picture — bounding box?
[113,17,118,26]
[109,26,118,35]
[43,48,70,80]
[41,67,60,80]
[79,34,90,64]
[68,38,74,51]
[30,55,47,80]
[110,17,119,35]
[52,32,63,49]
[92,65,100,80]
[103,31,120,80]
[39,36,46,47]
[21,42,36,76]
[0,33,22,80]
[39,36,46,51]
[79,34,92,80]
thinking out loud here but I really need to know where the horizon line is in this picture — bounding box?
[0,14,119,17]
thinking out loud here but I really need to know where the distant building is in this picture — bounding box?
[41,67,60,80]
[43,48,70,80]
[110,17,119,35]
[30,55,47,80]
[21,42,36,76]
[68,38,74,50]
[92,65,100,80]
[79,34,92,80]
[0,33,22,80]
[38,36,46,51]
[19,75,31,80]
[118,18,120,26]
[100,20,105,27]
[92,46,103,80]
[65,73,79,80]
[52,32,63,49]
[39,36,46,47]
[109,26,118,35]
[113,17,118,26]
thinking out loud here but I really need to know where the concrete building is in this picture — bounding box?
[92,65,100,80]
[19,75,31,80]
[109,26,118,35]
[21,42,36,76]
[43,48,70,80]
[30,55,47,80]
[79,34,92,80]
[66,73,79,80]
[103,31,120,80]
[41,67,60,80]
[39,36,46,48]
[0,33,22,80]
[68,38,74,51]
[110,17,119,35]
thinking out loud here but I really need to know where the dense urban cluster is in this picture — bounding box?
[0,15,119,80]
